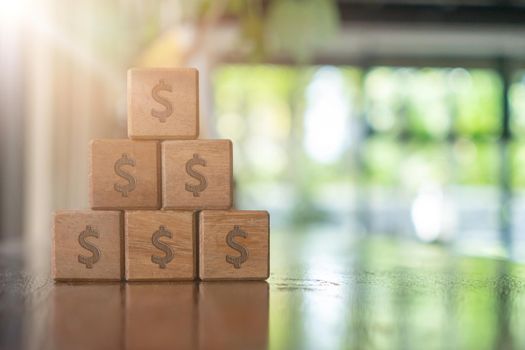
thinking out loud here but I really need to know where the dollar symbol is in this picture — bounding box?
[151,225,174,269]
[185,154,208,197]
[114,153,136,197]
[225,226,249,269]
[151,79,173,123]
[78,225,101,269]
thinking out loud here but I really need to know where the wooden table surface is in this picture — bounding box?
[2,229,525,350]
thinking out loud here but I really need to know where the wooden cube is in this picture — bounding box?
[162,140,233,210]
[52,284,123,350]
[89,139,160,209]
[52,210,122,281]
[126,283,197,350]
[199,210,269,280]
[125,210,196,281]
[199,282,269,350]
[127,68,199,140]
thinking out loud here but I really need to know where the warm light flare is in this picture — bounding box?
[0,0,29,26]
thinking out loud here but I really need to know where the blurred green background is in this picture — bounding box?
[1,0,525,259]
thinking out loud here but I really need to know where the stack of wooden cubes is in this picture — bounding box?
[52,68,270,281]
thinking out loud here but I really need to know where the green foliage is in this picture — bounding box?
[214,64,508,224]
[511,71,525,138]
[365,67,501,141]
[265,0,340,62]
[454,70,502,139]
[452,140,499,185]
[366,67,456,140]
[511,142,525,188]
[198,0,341,62]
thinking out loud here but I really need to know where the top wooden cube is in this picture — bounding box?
[127,68,199,140]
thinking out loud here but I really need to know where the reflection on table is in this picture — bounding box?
[50,281,269,350]
[4,231,525,349]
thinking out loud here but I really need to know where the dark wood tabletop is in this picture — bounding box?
[1,230,525,350]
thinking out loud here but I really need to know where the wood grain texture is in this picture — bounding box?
[126,283,198,350]
[89,139,160,209]
[162,140,233,210]
[125,210,196,281]
[199,282,269,350]
[199,210,269,280]
[52,210,122,281]
[127,68,199,140]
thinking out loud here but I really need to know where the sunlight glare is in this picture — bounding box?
[411,184,454,242]
[0,0,28,27]
[304,66,349,163]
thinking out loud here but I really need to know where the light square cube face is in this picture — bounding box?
[162,140,233,210]
[89,139,160,209]
[199,210,270,280]
[127,68,199,140]
[52,210,122,281]
[125,211,196,281]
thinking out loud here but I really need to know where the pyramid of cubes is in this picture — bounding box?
[52,68,269,281]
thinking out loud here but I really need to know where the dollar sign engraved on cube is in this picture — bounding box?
[151,79,173,123]
[225,225,249,269]
[151,225,174,269]
[78,225,101,269]
[114,153,136,197]
[185,153,208,197]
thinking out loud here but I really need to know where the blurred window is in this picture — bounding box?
[213,64,511,250]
